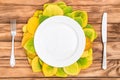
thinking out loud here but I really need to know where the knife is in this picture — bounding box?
[102,12,107,70]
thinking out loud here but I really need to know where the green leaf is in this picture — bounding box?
[84,24,97,42]
[77,57,92,69]
[39,58,43,65]
[24,38,35,53]
[65,13,72,17]
[74,17,83,27]
[56,2,73,15]
[63,62,80,75]
[63,6,73,14]
[85,24,93,28]
[71,10,88,28]
[39,15,49,23]
[56,2,66,6]
[77,58,87,67]
[56,68,67,77]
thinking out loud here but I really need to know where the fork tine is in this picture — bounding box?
[11,19,16,31]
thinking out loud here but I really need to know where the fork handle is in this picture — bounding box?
[102,42,107,69]
[10,36,15,67]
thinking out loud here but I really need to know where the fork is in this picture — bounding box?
[10,19,16,67]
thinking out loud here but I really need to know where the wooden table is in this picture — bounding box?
[0,0,120,80]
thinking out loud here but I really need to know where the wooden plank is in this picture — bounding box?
[0,78,120,80]
[0,23,119,42]
[93,23,120,42]
[0,0,49,5]
[73,5,120,13]
[53,0,120,6]
[0,42,120,60]
[0,5,42,23]
[93,42,120,60]
[0,24,23,42]
[0,42,26,59]
[0,59,29,67]
[0,0,120,6]
[0,5,120,23]
[0,60,119,77]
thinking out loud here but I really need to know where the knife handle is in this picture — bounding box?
[102,42,107,70]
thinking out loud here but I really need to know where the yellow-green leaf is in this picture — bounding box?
[63,62,80,75]
[71,10,88,28]
[42,63,57,77]
[56,68,67,77]
[32,57,42,72]
[43,4,64,16]
[24,38,35,53]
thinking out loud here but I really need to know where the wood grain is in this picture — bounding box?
[0,78,120,80]
[52,0,120,6]
[0,0,50,5]
[0,0,120,79]
[0,42,120,60]
[0,23,120,42]
[0,60,119,77]
[0,5,120,23]
[0,0,120,6]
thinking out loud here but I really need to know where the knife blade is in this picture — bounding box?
[102,12,107,70]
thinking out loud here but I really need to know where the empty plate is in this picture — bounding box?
[34,16,86,67]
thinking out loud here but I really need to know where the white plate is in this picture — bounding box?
[34,16,86,67]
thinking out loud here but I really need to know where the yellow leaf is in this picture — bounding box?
[27,17,39,34]
[26,51,37,59]
[27,57,32,66]
[32,57,42,72]
[81,50,89,58]
[22,24,27,33]
[33,10,43,17]
[21,33,33,47]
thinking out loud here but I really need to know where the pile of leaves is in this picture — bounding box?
[22,2,97,77]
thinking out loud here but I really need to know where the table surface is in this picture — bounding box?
[0,0,120,80]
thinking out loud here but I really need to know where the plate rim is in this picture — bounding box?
[34,16,86,67]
